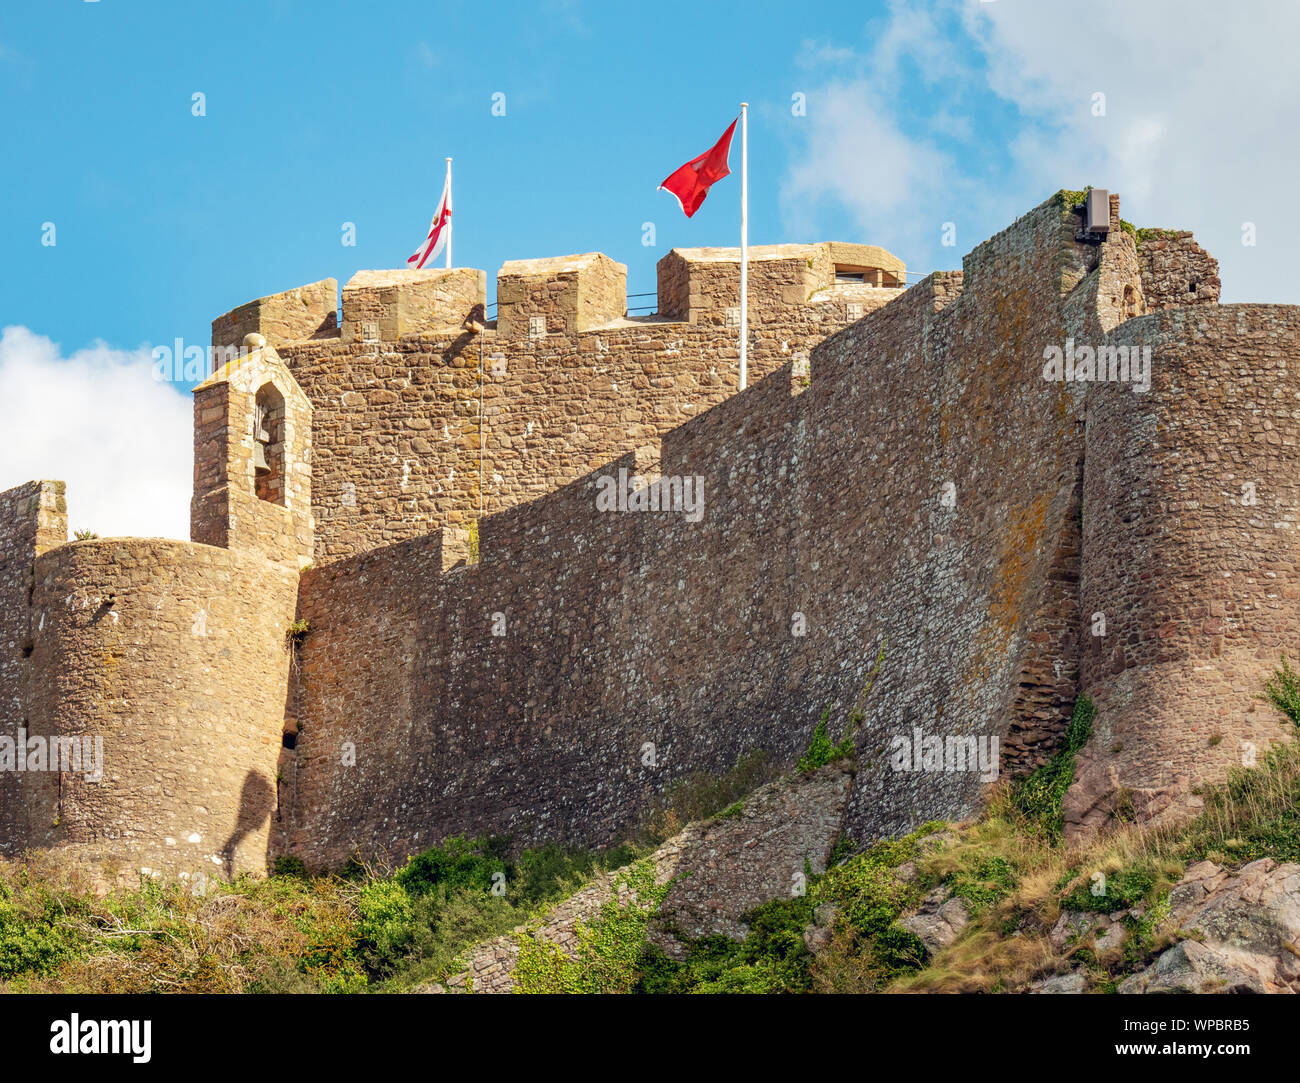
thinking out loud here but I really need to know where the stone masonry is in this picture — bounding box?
[2,189,1297,878]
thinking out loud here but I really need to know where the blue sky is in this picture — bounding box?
[3,0,1299,537]
[0,0,982,352]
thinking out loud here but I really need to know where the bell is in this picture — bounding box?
[254,440,270,474]
[253,406,271,444]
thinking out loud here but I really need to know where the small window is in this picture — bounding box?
[835,264,890,287]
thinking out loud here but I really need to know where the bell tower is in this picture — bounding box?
[191,334,314,568]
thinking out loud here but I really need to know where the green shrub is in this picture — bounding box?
[1060,865,1156,914]
[1011,694,1095,841]
[514,843,600,906]
[514,861,667,994]
[946,855,1016,916]
[805,826,938,987]
[1265,653,1300,726]
[798,708,856,772]
[0,894,79,979]
[635,893,816,995]
[355,879,416,973]
[271,855,309,879]
[393,835,509,897]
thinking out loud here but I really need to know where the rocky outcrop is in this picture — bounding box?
[1062,761,1201,846]
[1047,905,1138,957]
[1120,859,1300,994]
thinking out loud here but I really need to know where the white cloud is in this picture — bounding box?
[781,4,986,271]
[0,327,191,541]
[783,79,956,245]
[966,0,1300,301]
[783,0,1300,302]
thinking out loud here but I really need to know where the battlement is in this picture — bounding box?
[208,238,907,563]
[211,240,907,354]
[8,187,1297,882]
[497,252,627,337]
[212,279,338,352]
[342,267,487,344]
[659,241,906,325]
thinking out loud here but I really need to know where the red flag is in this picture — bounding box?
[658,118,737,218]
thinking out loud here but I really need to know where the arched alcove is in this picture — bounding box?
[1122,284,1141,321]
[254,382,287,506]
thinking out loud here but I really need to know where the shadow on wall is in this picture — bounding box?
[220,771,276,878]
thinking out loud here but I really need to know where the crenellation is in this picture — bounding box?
[656,242,905,327]
[211,279,338,354]
[271,239,902,566]
[496,252,628,337]
[341,267,486,343]
[1137,229,1221,310]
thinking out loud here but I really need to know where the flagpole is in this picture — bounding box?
[739,103,748,391]
[445,157,453,269]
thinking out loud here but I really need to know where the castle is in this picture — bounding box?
[2,188,1294,881]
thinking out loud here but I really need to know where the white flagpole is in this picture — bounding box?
[739,103,748,391]
[445,157,453,268]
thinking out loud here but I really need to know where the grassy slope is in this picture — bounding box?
[6,666,1300,994]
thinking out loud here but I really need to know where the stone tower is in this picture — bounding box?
[191,334,314,569]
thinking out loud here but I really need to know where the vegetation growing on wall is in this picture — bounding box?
[1009,694,1095,841]
[0,836,634,993]
[1134,227,1183,247]
[633,748,779,845]
[513,861,667,994]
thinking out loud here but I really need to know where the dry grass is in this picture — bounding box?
[894,930,1058,993]
[1,861,366,994]
[883,740,1300,992]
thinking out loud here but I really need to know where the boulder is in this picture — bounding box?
[1033,969,1086,994]
[899,888,970,953]
[1049,910,1093,952]
[1121,858,1300,994]
[1119,940,1267,994]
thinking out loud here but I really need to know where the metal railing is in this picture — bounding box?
[482,291,661,319]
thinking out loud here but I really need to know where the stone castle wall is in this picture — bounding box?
[4,189,1294,878]
[277,194,1189,870]
[262,244,903,564]
[13,538,299,877]
[0,481,66,851]
[1136,231,1221,311]
[1067,303,1300,838]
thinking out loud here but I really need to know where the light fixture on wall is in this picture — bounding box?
[1085,189,1111,235]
